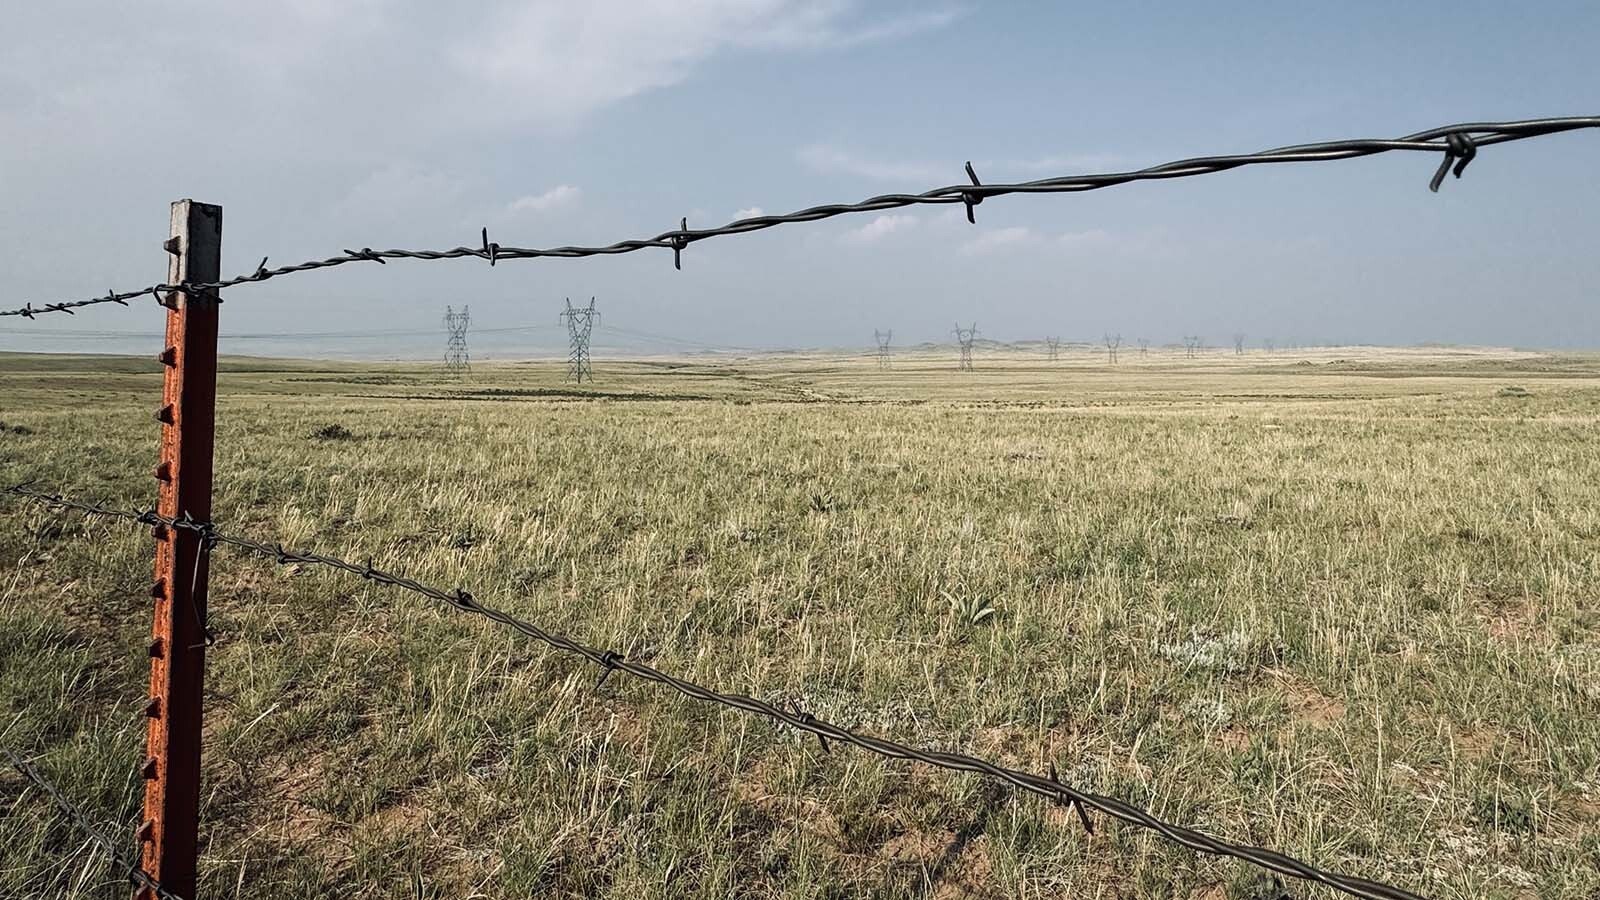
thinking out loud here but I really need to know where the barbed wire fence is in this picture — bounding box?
[4,749,183,900]
[3,484,1426,900]
[3,117,1596,322]
[5,115,1598,899]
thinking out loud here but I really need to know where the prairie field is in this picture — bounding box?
[1,345,1598,899]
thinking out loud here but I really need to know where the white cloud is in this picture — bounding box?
[1058,228,1113,246]
[959,226,1040,255]
[0,2,962,158]
[456,2,960,129]
[797,145,952,183]
[335,163,473,221]
[800,145,1122,185]
[733,206,765,220]
[843,213,918,244]
[748,5,963,50]
[507,185,581,214]
[983,153,1126,174]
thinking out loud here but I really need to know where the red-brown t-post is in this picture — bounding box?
[141,200,221,899]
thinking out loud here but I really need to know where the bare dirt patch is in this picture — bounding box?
[1268,669,1347,728]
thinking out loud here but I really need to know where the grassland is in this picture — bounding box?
[2,345,1597,899]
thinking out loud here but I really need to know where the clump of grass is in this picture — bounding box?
[942,591,997,627]
[0,420,34,435]
[1472,790,1536,834]
[1497,385,1532,398]
[1228,871,1292,900]
[311,423,354,440]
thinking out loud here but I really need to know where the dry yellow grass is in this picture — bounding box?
[2,345,1597,898]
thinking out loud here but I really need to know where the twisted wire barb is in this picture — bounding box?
[3,484,1423,900]
[4,749,185,900]
[3,116,1596,321]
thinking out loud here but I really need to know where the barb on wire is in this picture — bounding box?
[2,115,1595,319]
[4,749,185,900]
[1,483,1422,900]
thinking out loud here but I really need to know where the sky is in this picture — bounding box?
[1,0,1597,359]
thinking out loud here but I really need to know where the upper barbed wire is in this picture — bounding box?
[2,116,1595,321]
[3,483,1422,900]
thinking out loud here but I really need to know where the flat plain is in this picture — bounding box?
[1,345,1597,899]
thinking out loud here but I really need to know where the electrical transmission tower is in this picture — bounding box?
[1103,333,1122,364]
[874,329,893,370]
[443,305,470,374]
[1183,335,1202,359]
[1045,336,1061,361]
[1137,338,1149,356]
[560,297,600,383]
[1233,332,1246,355]
[953,323,979,372]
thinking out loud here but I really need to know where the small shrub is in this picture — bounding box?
[1160,627,1254,674]
[1497,385,1532,398]
[942,591,996,627]
[311,423,353,441]
[0,421,34,435]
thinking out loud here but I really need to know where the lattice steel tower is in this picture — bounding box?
[953,322,979,372]
[443,305,470,374]
[560,297,599,383]
[1045,336,1061,361]
[874,329,893,370]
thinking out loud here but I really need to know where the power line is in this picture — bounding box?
[4,116,1596,320]
[597,323,768,353]
[1,484,1421,900]
[0,323,563,341]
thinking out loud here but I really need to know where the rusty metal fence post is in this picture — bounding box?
[140,200,221,900]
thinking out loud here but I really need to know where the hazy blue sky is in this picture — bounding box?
[2,1,1597,358]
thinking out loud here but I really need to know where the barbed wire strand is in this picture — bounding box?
[4,748,185,900]
[2,484,1423,900]
[3,115,1595,321]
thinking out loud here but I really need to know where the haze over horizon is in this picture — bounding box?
[3,1,1597,359]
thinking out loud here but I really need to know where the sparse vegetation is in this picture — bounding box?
[2,346,1598,898]
[311,422,354,440]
